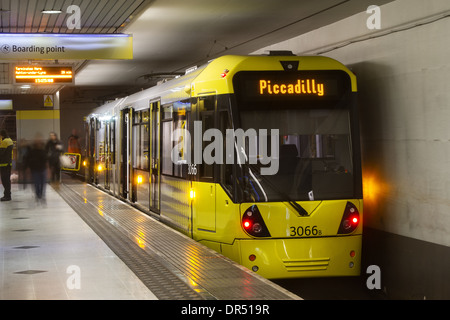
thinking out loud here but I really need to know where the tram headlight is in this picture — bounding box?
[252,223,263,234]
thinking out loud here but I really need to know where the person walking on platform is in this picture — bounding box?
[45,132,63,184]
[26,134,47,203]
[17,139,30,189]
[0,129,14,201]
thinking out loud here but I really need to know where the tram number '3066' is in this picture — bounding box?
[289,225,322,237]
[188,164,197,175]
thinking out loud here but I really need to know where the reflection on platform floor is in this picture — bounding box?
[0,184,157,300]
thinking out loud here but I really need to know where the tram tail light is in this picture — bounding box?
[220,69,229,78]
[338,202,360,234]
[242,205,271,237]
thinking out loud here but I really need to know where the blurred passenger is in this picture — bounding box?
[67,129,81,154]
[0,129,13,201]
[26,134,47,202]
[45,132,63,183]
[17,139,31,189]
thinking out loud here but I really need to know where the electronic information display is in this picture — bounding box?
[14,66,73,84]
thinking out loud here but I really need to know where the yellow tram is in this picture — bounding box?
[85,52,363,279]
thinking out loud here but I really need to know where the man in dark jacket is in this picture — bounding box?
[45,132,63,183]
[26,135,48,202]
[0,129,14,201]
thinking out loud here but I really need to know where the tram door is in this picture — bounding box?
[104,120,113,190]
[194,96,216,232]
[150,101,161,213]
[108,119,116,194]
[88,117,97,184]
[120,108,132,200]
[96,120,106,187]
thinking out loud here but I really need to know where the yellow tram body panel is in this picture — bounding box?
[237,235,362,279]
[193,181,363,279]
[237,199,362,279]
[191,55,357,97]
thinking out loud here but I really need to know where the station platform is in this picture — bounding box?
[0,177,300,300]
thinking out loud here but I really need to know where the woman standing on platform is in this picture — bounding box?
[45,132,63,184]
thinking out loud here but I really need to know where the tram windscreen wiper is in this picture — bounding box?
[247,164,309,216]
[288,200,309,217]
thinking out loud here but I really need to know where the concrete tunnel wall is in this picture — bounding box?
[254,0,450,248]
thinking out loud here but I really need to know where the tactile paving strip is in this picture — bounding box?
[56,180,301,300]
[57,184,204,300]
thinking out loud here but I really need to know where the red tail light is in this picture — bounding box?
[242,205,271,237]
[338,202,360,234]
[220,69,229,78]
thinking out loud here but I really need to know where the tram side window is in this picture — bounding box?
[132,110,150,171]
[173,101,189,179]
[96,120,105,163]
[198,96,215,181]
[141,125,149,170]
[111,119,115,164]
[132,125,139,168]
[89,118,95,158]
[161,105,173,176]
[163,104,173,119]
[219,109,233,194]
[202,95,215,111]
[161,102,190,178]
[141,111,150,170]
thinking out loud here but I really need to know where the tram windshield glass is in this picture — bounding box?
[233,70,357,202]
[238,108,354,202]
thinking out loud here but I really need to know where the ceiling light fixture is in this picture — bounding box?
[42,9,62,14]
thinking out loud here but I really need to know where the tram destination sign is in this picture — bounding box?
[14,65,73,84]
[233,70,351,106]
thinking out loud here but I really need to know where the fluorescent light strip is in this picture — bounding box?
[42,10,62,14]
[0,33,130,37]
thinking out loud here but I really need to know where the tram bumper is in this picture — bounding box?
[237,235,362,279]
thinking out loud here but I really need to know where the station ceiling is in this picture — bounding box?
[0,0,393,96]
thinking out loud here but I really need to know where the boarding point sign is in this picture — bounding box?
[0,33,133,60]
